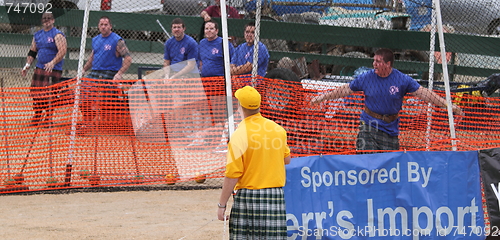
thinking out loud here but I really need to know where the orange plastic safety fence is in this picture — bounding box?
[0,76,499,193]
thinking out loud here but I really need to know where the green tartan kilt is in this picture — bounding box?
[229,187,287,240]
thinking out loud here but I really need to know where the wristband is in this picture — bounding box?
[218,203,226,208]
[28,50,37,58]
[23,63,30,71]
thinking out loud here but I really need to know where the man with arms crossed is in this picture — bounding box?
[218,86,291,239]
[230,22,269,79]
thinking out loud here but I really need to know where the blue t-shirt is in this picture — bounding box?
[34,27,65,71]
[164,34,199,74]
[231,42,269,77]
[92,32,123,71]
[198,37,234,77]
[349,69,421,136]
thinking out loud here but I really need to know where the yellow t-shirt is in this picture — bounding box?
[225,113,290,190]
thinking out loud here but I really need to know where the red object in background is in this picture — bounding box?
[408,110,428,131]
[101,0,111,10]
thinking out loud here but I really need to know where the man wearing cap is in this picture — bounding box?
[217,86,291,239]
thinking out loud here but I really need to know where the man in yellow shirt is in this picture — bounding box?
[217,86,291,239]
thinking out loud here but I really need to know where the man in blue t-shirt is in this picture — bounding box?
[21,12,67,127]
[76,16,132,133]
[198,20,234,126]
[311,48,463,152]
[230,22,269,78]
[163,18,199,79]
[198,20,234,78]
[83,16,132,81]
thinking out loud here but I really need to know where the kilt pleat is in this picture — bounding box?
[229,188,287,240]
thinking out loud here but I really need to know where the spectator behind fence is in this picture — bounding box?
[198,20,234,78]
[217,86,291,239]
[163,18,199,79]
[200,0,240,22]
[21,12,67,127]
[198,20,234,127]
[230,22,269,78]
[199,0,240,44]
[421,24,454,65]
[310,48,463,153]
[77,16,132,133]
[421,24,454,81]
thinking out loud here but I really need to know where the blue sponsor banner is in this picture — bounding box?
[284,151,485,240]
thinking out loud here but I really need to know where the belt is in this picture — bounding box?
[364,106,399,123]
[35,67,62,73]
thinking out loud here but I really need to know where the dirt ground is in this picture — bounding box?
[0,69,231,239]
[0,188,231,240]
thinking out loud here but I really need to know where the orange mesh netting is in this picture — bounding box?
[0,76,499,193]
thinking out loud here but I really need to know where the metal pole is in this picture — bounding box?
[251,0,262,84]
[156,19,172,39]
[425,0,438,151]
[220,0,235,137]
[67,0,92,171]
[435,0,457,150]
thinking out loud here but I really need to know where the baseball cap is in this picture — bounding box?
[235,86,261,109]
